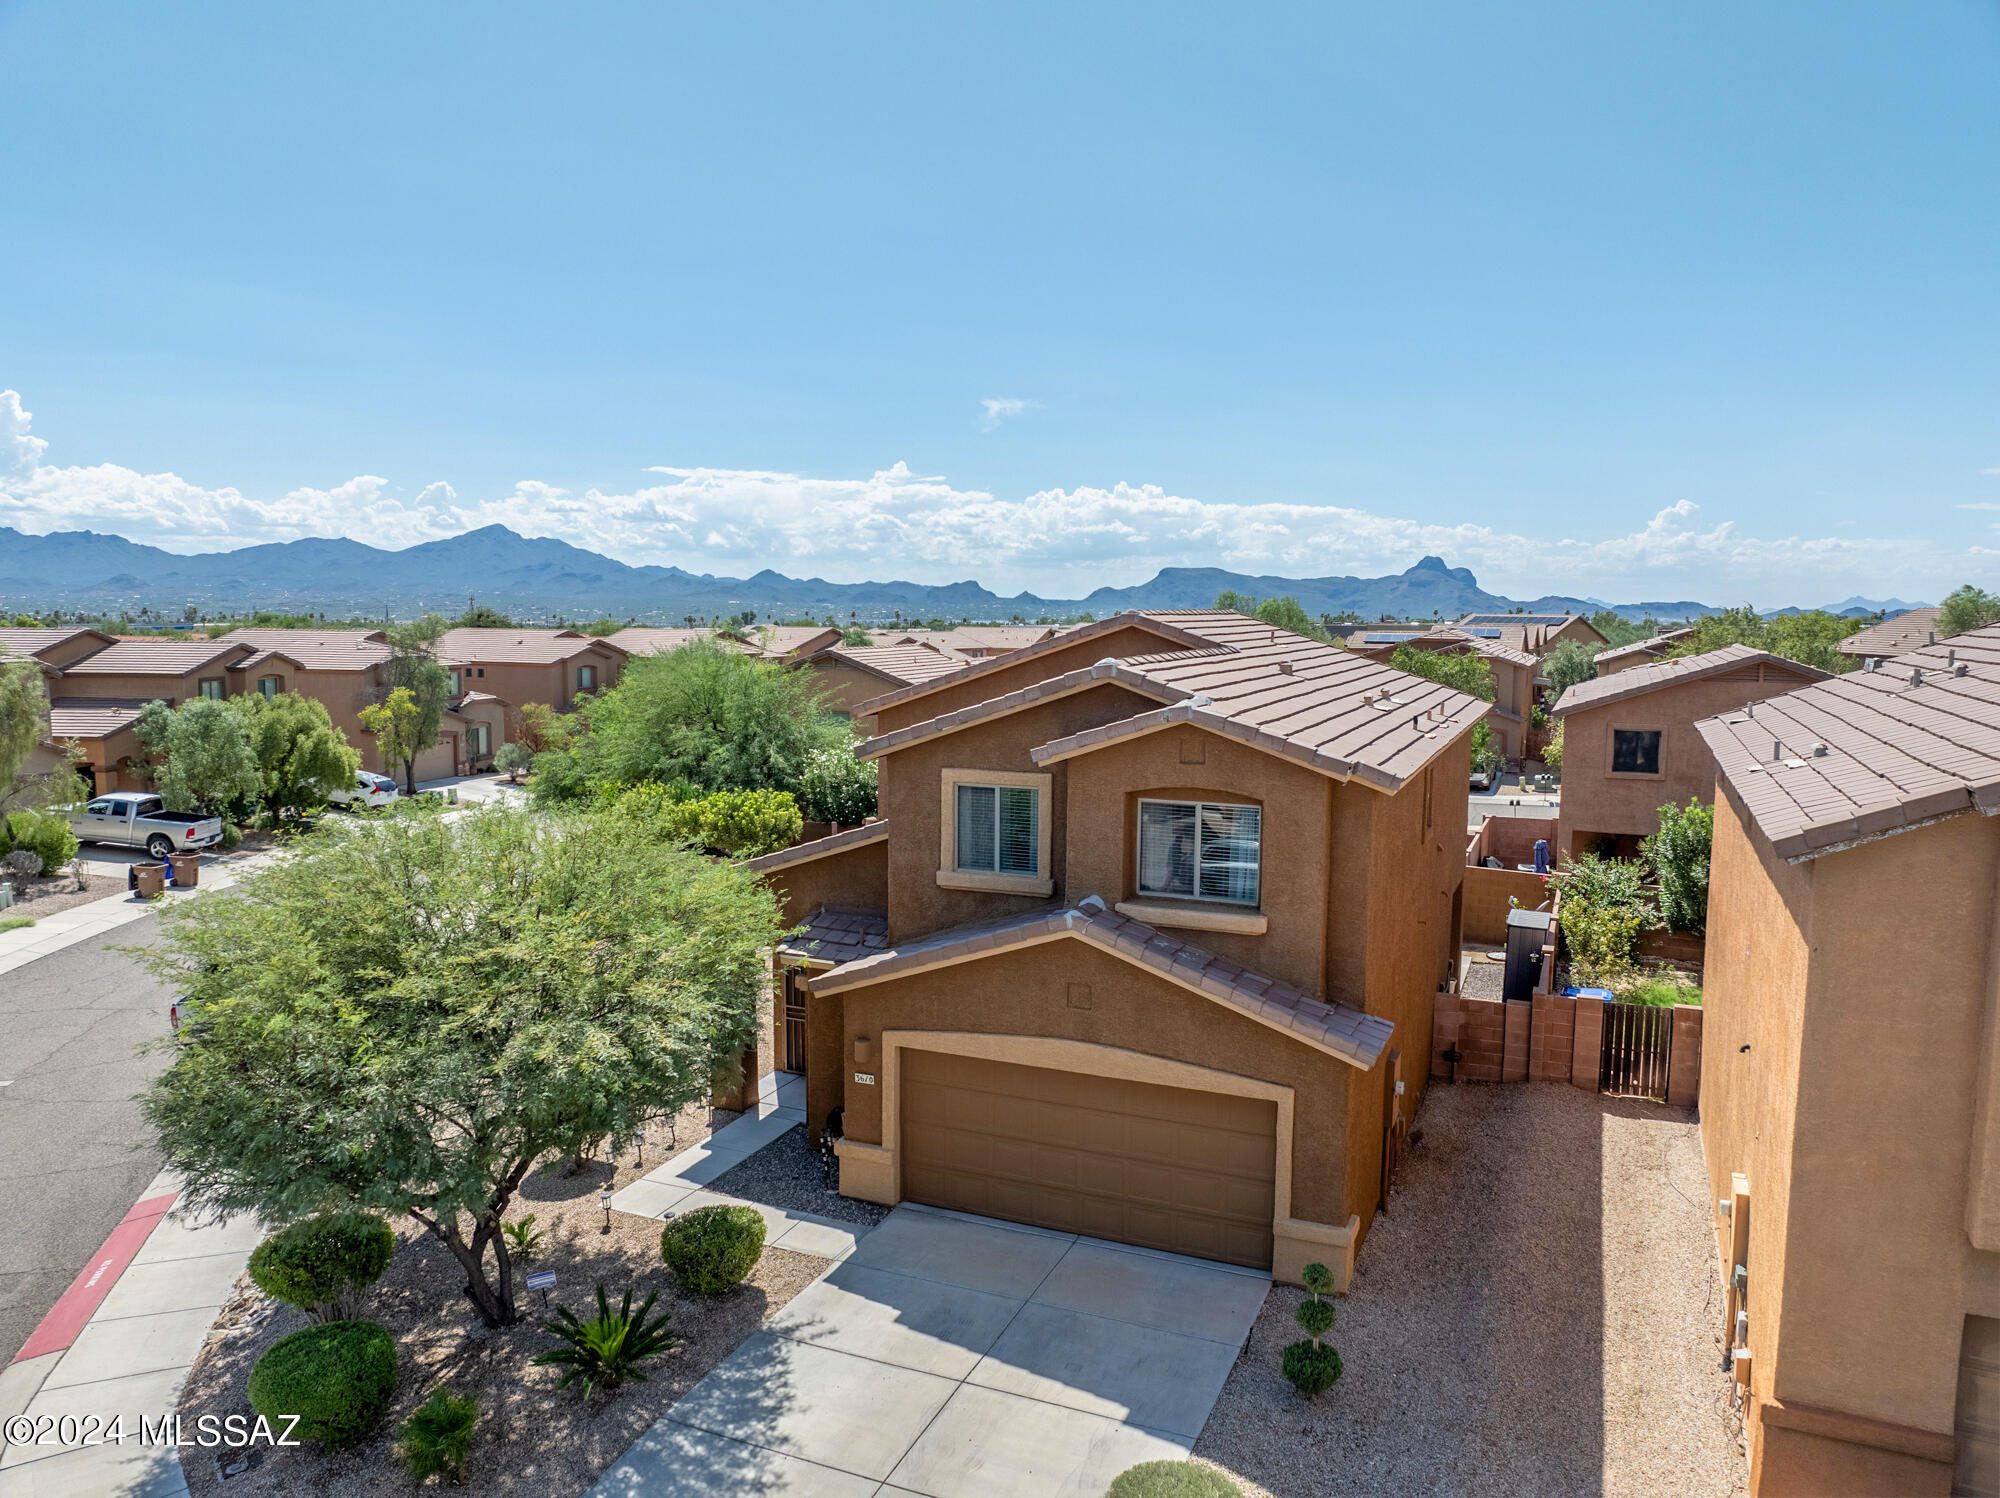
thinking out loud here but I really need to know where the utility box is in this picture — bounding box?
[1503,906,1552,1004]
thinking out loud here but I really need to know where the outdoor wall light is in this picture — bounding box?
[854,1036,874,1065]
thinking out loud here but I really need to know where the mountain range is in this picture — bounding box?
[0,525,1899,624]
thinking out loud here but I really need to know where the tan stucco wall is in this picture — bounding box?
[877,682,1162,943]
[824,938,1355,1226]
[1061,726,1337,1000]
[766,838,890,933]
[56,668,210,704]
[447,647,621,739]
[867,624,1189,735]
[803,660,894,728]
[1703,783,2000,1491]
[1557,664,1821,858]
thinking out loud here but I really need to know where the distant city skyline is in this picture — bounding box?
[3,3,1996,606]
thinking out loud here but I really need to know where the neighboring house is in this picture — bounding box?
[743,609,1486,1288]
[606,625,842,663]
[1692,623,2000,1498]
[432,628,627,742]
[800,643,972,729]
[1834,605,1945,666]
[0,627,123,794]
[882,625,1058,658]
[1549,644,1827,861]
[1453,612,1609,658]
[47,639,287,791]
[1592,626,1696,675]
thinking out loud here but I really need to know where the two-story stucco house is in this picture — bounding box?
[1550,644,1828,861]
[1694,623,2000,1497]
[742,610,1485,1289]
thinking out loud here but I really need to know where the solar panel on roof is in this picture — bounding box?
[1467,628,1502,638]
[1363,633,1419,644]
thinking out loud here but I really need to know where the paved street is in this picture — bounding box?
[0,917,177,1363]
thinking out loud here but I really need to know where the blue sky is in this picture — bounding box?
[2,1,1997,605]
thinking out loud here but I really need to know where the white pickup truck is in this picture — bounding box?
[68,793,225,859]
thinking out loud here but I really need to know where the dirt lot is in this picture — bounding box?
[1196,1083,1746,1498]
[178,1100,827,1498]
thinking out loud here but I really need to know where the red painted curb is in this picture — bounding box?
[12,1191,179,1363]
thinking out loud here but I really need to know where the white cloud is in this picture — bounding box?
[0,388,1988,606]
[1959,502,2000,511]
[978,396,1040,432]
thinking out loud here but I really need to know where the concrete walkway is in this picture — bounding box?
[610,1073,870,1260]
[0,1171,263,1498]
[592,1204,1270,1498]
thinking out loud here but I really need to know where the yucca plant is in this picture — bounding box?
[395,1387,478,1485]
[533,1285,678,1401]
[1280,1261,1343,1397]
[502,1214,544,1262]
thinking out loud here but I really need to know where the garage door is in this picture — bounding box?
[900,1050,1278,1269]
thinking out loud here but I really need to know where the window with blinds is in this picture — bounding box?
[955,783,1039,876]
[1137,799,1261,905]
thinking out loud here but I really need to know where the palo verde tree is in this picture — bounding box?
[367,618,455,793]
[1213,591,1333,643]
[1540,639,1601,699]
[228,692,360,822]
[0,652,89,814]
[140,801,782,1328]
[136,697,263,817]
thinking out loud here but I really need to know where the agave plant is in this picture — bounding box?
[533,1285,678,1401]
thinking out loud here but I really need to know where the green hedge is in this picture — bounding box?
[247,1320,397,1447]
[660,1204,766,1294]
[248,1212,394,1321]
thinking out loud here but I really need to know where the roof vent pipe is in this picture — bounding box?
[1929,630,1937,645]
[1745,702,1755,718]
[1910,667,1924,687]
[1278,659,1294,675]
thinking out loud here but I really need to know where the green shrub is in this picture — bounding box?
[246,1320,397,1447]
[492,742,533,781]
[527,749,592,805]
[533,1285,678,1401]
[1643,798,1713,935]
[502,1213,544,1262]
[660,1204,766,1293]
[396,1386,478,1485]
[6,810,78,872]
[1280,1261,1343,1397]
[797,744,878,825]
[1104,1460,1244,1497]
[1622,976,1701,1008]
[647,788,802,858]
[248,1212,395,1322]
[1557,853,1656,985]
[218,822,243,851]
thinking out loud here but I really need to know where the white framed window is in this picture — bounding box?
[1136,798,1262,906]
[937,768,1053,895]
[198,678,224,700]
[577,664,597,691]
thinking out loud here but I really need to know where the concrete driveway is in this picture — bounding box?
[592,1203,1270,1497]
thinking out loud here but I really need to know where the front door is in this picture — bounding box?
[782,969,809,1073]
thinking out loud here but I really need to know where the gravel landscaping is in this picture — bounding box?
[705,1123,893,1228]
[1194,1083,1745,1498]
[1,872,119,918]
[176,1097,834,1498]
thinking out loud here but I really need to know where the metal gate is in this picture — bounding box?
[1599,1002,1672,1101]
[781,968,809,1073]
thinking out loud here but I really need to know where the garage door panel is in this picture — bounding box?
[900,1049,1277,1270]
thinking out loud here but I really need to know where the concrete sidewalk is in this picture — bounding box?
[0,1172,263,1498]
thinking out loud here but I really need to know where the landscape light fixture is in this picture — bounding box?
[599,1185,613,1235]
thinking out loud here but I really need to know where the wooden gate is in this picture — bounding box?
[1599,1002,1672,1101]
[781,968,809,1073]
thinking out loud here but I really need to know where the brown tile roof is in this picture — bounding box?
[813,644,971,687]
[1695,623,2000,863]
[852,611,1222,718]
[744,820,890,873]
[1592,627,1696,668]
[61,639,252,676]
[0,627,117,662]
[1411,628,1538,670]
[807,896,1394,1070]
[1833,607,1944,659]
[606,625,839,662]
[743,626,844,660]
[777,905,890,967]
[608,627,755,656]
[893,626,1056,654]
[857,610,1490,792]
[1551,644,1828,718]
[47,697,152,739]
[227,648,307,673]
[215,629,391,670]
[436,628,627,666]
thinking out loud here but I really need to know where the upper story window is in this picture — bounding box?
[1137,799,1262,906]
[956,783,1038,876]
[937,768,1053,895]
[197,678,224,700]
[577,664,597,692]
[1611,728,1662,776]
[257,676,281,698]
[448,670,462,694]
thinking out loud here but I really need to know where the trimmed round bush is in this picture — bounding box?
[1280,1338,1344,1397]
[249,1212,394,1321]
[1105,1460,1243,1498]
[246,1320,397,1447]
[660,1204,766,1294]
[218,822,244,851]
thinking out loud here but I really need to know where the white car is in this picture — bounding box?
[327,771,402,810]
